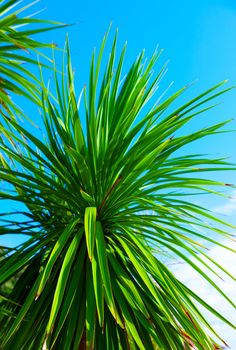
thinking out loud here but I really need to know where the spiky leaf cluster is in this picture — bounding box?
[0,30,235,350]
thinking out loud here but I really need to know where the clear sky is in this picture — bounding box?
[1,0,236,346]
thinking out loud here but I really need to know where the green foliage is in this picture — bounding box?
[0,248,22,297]
[0,0,66,112]
[0,4,236,350]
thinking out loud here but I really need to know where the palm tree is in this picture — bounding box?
[0,5,235,350]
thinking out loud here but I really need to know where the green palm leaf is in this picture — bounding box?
[0,30,235,350]
[0,0,66,112]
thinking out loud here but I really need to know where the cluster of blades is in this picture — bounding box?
[0,0,66,112]
[0,3,236,349]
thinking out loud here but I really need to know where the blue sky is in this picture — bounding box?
[1,0,236,346]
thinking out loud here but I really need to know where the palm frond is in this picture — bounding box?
[0,0,67,112]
